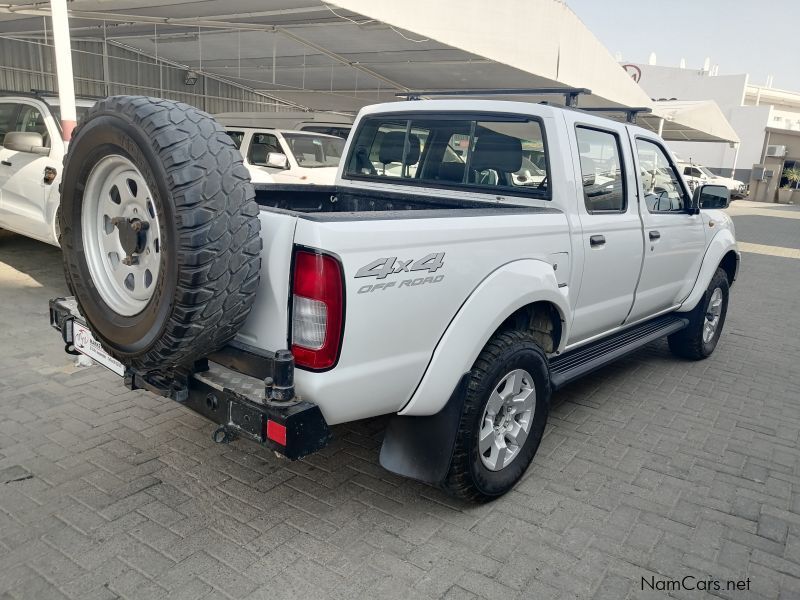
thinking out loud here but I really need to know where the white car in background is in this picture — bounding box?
[677,161,747,198]
[225,127,345,185]
[0,92,96,245]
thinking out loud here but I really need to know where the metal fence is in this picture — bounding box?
[0,35,298,114]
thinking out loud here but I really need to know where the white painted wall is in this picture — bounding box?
[628,63,771,178]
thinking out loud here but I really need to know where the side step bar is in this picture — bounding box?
[549,314,689,390]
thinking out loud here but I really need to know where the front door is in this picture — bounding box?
[0,102,56,239]
[626,136,707,322]
[568,122,644,343]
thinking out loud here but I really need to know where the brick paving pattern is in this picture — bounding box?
[0,201,798,599]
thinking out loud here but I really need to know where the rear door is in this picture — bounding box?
[565,115,644,343]
[626,135,706,322]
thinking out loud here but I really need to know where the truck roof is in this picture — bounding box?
[223,126,343,140]
[356,99,654,137]
[0,90,99,107]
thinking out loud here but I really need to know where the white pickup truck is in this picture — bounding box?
[49,95,739,502]
[0,92,96,245]
[225,127,345,186]
[677,160,747,199]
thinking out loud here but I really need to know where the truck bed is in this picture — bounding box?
[252,183,555,219]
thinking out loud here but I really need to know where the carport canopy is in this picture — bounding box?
[643,100,740,144]
[0,0,736,143]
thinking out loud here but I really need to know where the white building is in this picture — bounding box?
[624,62,800,192]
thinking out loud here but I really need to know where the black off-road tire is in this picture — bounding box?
[668,268,730,360]
[443,330,551,503]
[59,96,262,371]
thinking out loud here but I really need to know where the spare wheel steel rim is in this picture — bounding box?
[81,155,162,317]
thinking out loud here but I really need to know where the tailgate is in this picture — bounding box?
[234,209,298,350]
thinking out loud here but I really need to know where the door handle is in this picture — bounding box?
[1,160,11,167]
[589,234,606,247]
[649,230,661,240]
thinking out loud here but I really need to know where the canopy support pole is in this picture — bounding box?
[730,144,740,179]
[657,118,664,137]
[50,0,77,142]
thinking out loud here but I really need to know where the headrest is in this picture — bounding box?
[437,162,466,183]
[379,131,421,165]
[470,132,522,173]
[579,141,591,154]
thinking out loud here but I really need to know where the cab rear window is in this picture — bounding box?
[343,114,550,198]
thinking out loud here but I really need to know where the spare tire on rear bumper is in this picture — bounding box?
[59,96,262,372]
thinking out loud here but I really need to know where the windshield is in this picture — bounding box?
[698,165,716,177]
[282,133,344,168]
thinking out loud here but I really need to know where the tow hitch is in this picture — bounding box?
[49,296,332,460]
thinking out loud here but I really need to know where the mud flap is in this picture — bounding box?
[379,373,470,484]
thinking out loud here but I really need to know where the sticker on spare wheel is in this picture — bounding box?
[73,321,125,376]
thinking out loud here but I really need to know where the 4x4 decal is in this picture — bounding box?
[355,253,445,280]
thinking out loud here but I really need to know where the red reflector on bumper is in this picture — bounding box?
[266,420,287,446]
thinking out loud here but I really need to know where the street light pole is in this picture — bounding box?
[49,0,77,143]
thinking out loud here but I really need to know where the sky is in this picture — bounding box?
[566,0,800,91]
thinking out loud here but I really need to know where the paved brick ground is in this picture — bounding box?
[0,202,799,600]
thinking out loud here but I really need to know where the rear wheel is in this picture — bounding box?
[60,96,262,372]
[443,330,550,502]
[668,268,730,360]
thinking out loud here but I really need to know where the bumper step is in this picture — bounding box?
[550,314,689,390]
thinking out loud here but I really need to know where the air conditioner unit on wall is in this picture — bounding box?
[766,145,787,157]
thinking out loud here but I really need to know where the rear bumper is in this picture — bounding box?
[49,297,332,460]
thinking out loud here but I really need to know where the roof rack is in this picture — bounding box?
[577,106,652,124]
[396,87,591,108]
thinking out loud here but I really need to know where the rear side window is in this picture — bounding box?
[344,114,549,198]
[0,103,18,145]
[575,126,626,212]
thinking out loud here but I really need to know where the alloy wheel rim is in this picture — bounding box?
[81,155,161,316]
[479,368,536,471]
[703,287,723,344]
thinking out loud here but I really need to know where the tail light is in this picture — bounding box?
[291,249,344,370]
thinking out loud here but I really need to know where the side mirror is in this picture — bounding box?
[266,152,289,169]
[693,184,730,210]
[4,131,49,155]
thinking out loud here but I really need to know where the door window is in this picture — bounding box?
[248,133,282,166]
[636,139,688,213]
[14,105,50,148]
[684,166,703,178]
[575,127,626,212]
[0,103,18,145]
